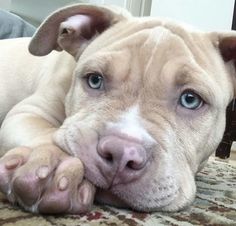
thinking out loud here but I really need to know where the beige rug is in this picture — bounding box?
[0,160,235,226]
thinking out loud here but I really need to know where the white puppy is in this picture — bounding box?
[0,4,235,213]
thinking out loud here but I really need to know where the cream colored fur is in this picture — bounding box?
[0,4,235,213]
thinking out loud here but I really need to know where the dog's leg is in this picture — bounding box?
[0,93,96,213]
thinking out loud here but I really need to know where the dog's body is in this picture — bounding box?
[0,4,235,214]
[0,38,75,150]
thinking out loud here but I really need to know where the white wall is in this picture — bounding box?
[0,0,143,26]
[9,0,89,26]
[151,0,235,31]
[2,0,232,30]
[0,0,11,10]
[0,0,151,26]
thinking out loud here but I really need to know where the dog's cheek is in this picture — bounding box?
[147,135,197,211]
[178,109,226,171]
[110,153,195,211]
[64,85,84,117]
[53,112,100,155]
[198,111,226,165]
[153,159,196,211]
[161,171,196,211]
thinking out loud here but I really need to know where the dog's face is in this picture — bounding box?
[29,4,236,211]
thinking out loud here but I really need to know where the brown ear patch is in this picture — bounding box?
[219,37,236,62]
[28,4,131,57]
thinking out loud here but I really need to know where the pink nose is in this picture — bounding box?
[97,136,147,186]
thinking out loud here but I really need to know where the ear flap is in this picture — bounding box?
[211,33,236,159]
[219,36,236,62]
[211,32,236,62]
[28,4,131,58]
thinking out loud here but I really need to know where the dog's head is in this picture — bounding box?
[29,4,236,211]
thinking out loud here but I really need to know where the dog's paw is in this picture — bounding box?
[0,145,95,214]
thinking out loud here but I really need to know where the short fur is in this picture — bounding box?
[0,4,235,213]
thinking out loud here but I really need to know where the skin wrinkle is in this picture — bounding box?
[138,25,226,109]
[147,127,173,154]
[179,119,213,170]
[176,135,195,166]
[64,127,77,157]
[70,124,89,154]
[158,22,209,69]
[141,34,200,113]
[144,105,175,131]
[143,28,170,80]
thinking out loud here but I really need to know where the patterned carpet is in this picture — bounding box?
[0,160,235,226]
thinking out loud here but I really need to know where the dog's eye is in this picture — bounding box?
[87,73,103,89]
[179,90,203,110]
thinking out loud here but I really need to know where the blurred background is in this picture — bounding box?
[0,0,235,31]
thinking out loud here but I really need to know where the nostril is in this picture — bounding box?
[105,153,113,162]
[102,152,113,163]
[126,160,135,169]
[126,160,143,170]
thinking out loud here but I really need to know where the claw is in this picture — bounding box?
[36,166,50,179]
[7,187,16,203]
[57,176,68,191]
[79,183,92,206]
[5,158,21,170]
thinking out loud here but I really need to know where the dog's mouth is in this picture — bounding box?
[93,182,180,211]
[95,188,129,208]
[84,163,180,211]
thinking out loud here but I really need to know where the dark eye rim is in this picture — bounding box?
[179,89,204,110]
[85,72,104,90]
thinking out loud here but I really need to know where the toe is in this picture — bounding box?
[11,146,63,206]
[38,156,87,214]
[70,179,96,214]
[0,147,31,195]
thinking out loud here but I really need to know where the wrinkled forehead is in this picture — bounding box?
[77,19,232,105]
[79,23,206,86]
[79,23,194,79]
[81,21,191,61]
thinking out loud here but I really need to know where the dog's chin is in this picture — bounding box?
[95,189,129,208]
[95,186,181,212]
[84,165,187,212]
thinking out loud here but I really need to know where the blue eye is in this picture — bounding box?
[87,73,103,89]
[179,91,203,110]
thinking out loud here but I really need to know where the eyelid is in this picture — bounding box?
[82,71,103,78]
[179,88,208,105]
[181,89,202,98]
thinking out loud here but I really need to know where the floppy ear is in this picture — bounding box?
[211,32,236,158]
[211,31,236,63]
[219,37,236,61]
[28,4,131,58]
[210,32,236,95]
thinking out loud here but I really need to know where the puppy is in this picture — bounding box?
[0,4,235,213]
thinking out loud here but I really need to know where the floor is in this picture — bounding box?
[213,149,236,167]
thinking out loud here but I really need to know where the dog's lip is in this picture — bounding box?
[95,188,129,208]
[93,160,150,189]
[94,149,152,187]
[96,184,180,211]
